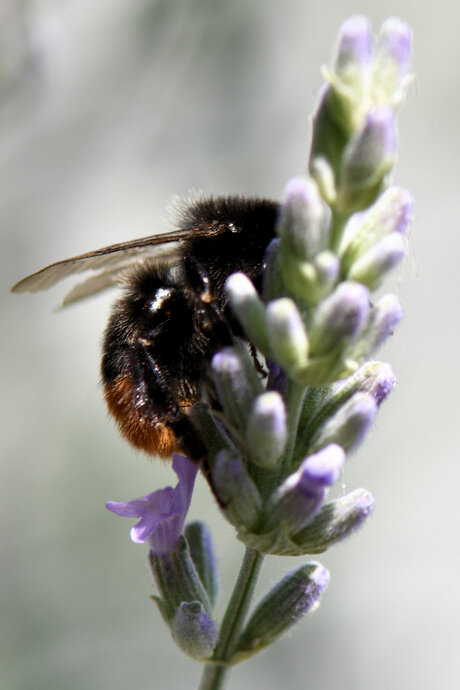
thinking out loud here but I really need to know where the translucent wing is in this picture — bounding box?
[11,226,219,304]
[59,261,151,306]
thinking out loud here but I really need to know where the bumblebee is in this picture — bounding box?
[12,196,279,460]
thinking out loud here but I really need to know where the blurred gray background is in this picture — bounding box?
[1,1,458,689]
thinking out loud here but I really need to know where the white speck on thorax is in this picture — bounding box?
[150,287,173,312]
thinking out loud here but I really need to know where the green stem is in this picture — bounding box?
[282,378,307,472]
[198,664,228,690]
[329,208,347,253]
[198,547,264,690]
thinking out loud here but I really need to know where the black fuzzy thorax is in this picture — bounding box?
[181,196,279,304]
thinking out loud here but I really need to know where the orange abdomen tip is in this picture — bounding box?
[104,375,179,458]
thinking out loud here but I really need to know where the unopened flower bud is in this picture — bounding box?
[283,250,340,306]
[266,298,309,373]
[269,444,345,532]
[340,186,413,273]
[325,16,373,134]
[211,347,263,432]
[309,85,350,178]
[378,18,412,70]
[278,176,328,260]
[315,250,340,286]
[310,156,337,205]
[310,392,377,453]
[348,232,406,289]
[171,601,218,660]
[332,360,395,407]
[339,106,397,212]
[246,392,287,467]
[149,537,211,621]
[334,15,372,88]
[293,488,375,551]
[360,360,396,405]
[296,361,395,458]
[212,450,262,530]
[350,293,403,360]
[235,563,329,660]
[310,281,370,356]
[225,272,270,354]
[372,18,413,107]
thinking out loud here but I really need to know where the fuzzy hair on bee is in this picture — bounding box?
[12,195,280,461]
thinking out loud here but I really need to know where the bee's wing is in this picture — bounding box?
[11,227,205,304]
[59,260,156,306]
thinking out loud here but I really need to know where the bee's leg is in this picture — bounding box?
[139,343,207,462]
[183,255,268,379]
[182,254,234,347]
[249,342,268,377]
[170,415,208,462]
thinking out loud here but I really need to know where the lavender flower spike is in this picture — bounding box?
[106,453,198,555]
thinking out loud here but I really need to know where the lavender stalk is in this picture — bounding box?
[105,16,414,690]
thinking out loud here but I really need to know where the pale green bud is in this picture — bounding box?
[310,281,370,357]
[278,176,328,261]
[266,298,309,373]
[347,232,406,289]
[171,602,218,660]
[309,392,377,453]
[371,18,413,108]
[268,444,345,532]
[312,251,340,297]
[149,537,212,621]
[310,156,337,205]
[225,272,270,354]
[280,249,339,305]
[339,186,413,273]
[293,488,375,552]
[184,522,219,609]
[246,391,287,467]
[234,563,329,661]
[296,360,395,457]
[211,347,263,432]
[322,16,373,135]
[349,293,403,360]
[333,15,372,91]
[212,450,262,530]
[338,106,397,213]
[309,85,350,177]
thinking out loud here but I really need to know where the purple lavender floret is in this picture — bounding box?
[106,453,198,555]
